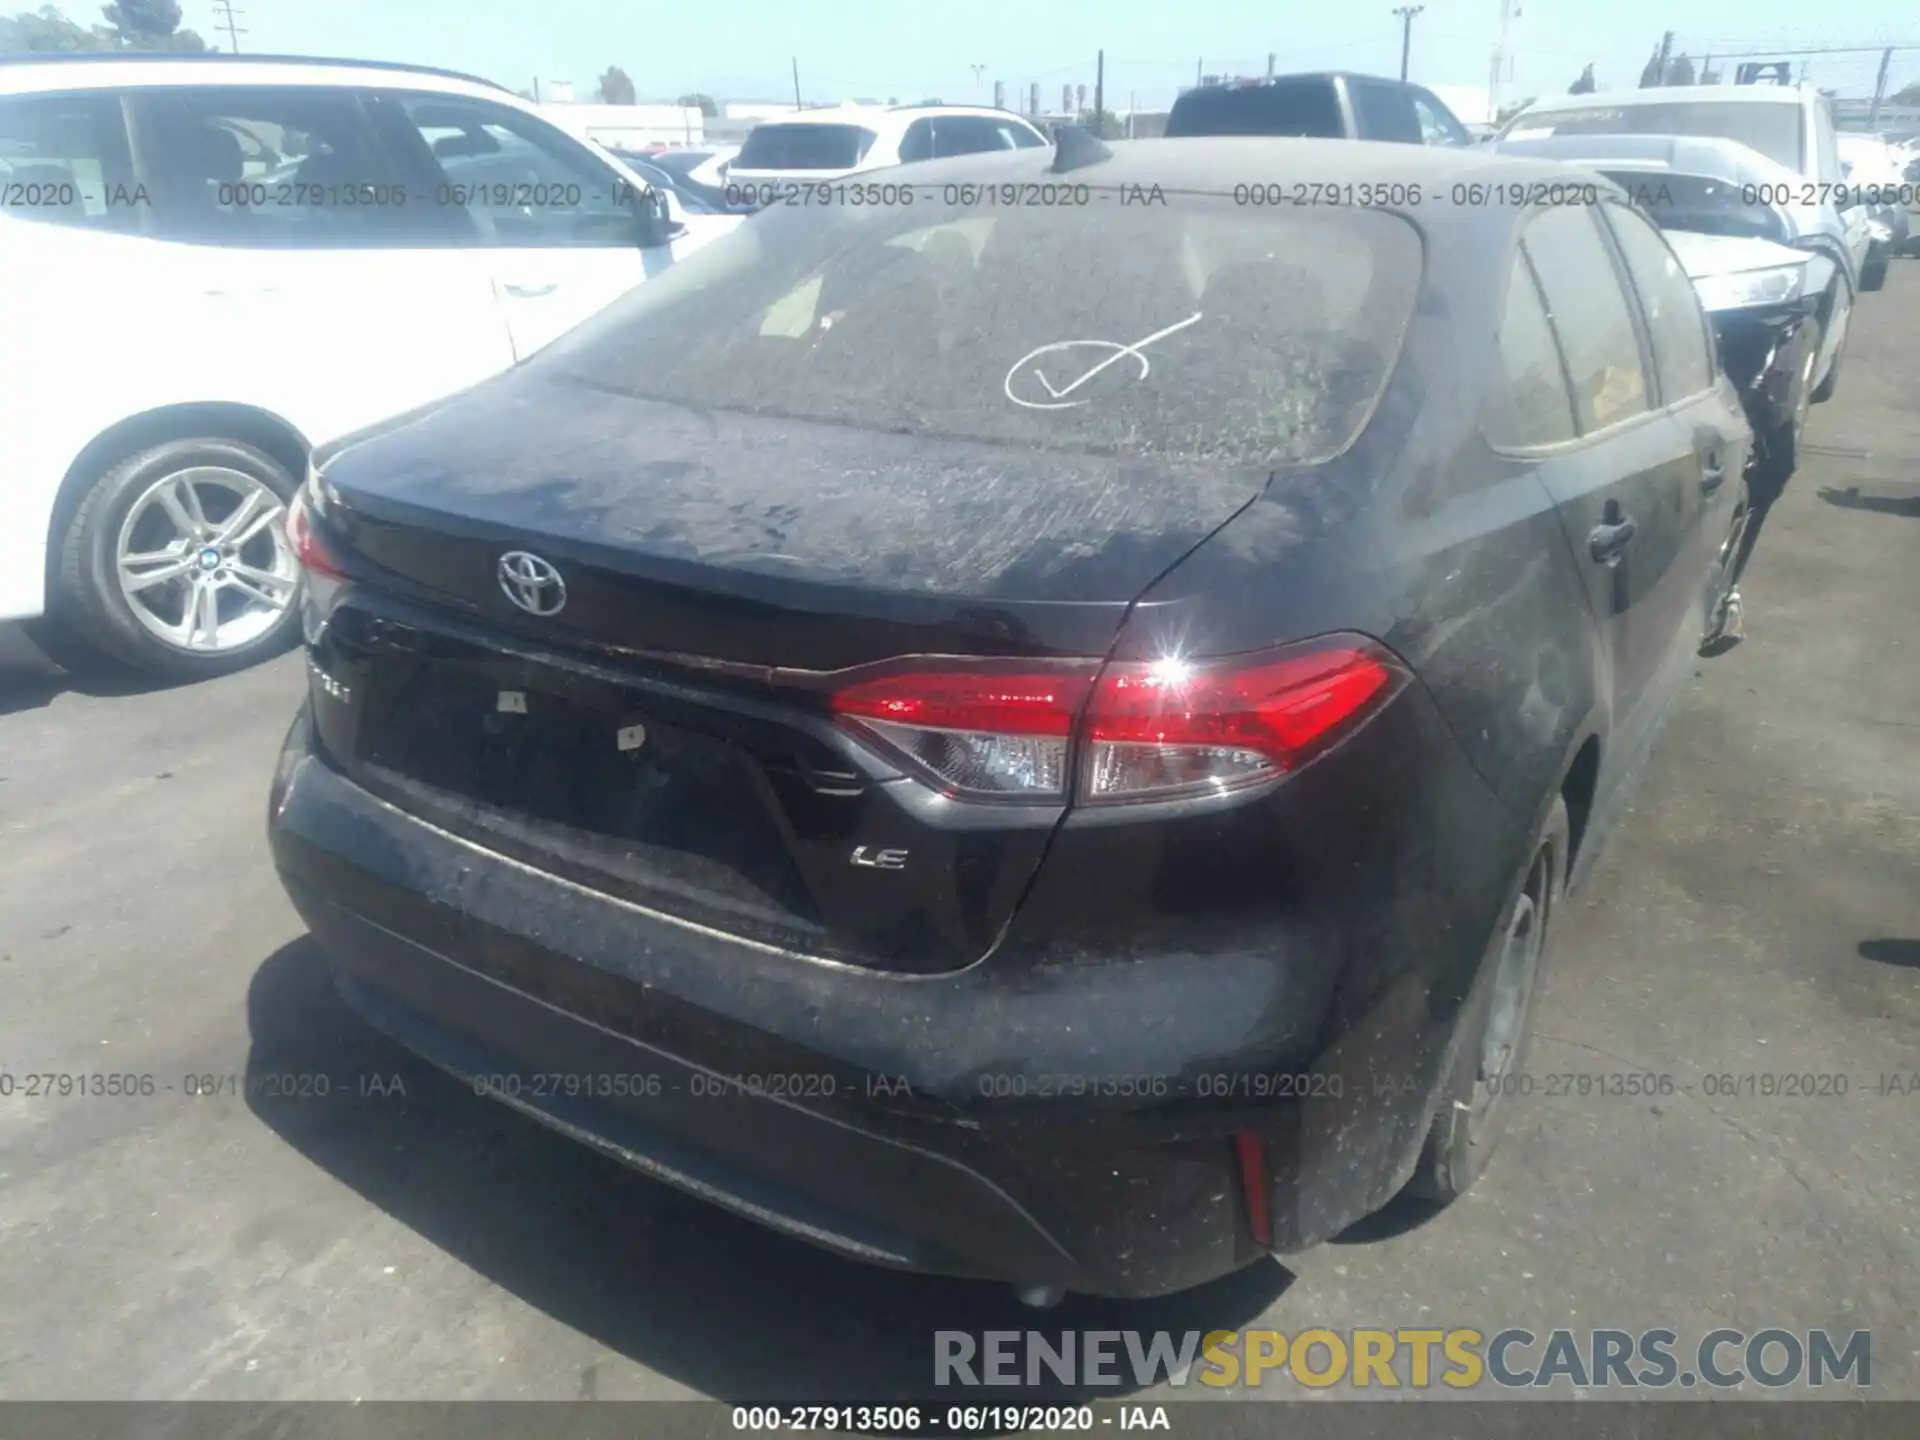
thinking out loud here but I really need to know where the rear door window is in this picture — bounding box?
[376,92,644,249]
[1601,202,1715,402]
[0,91,141,232]
[1349,79,1424,144]
[1520,205,1651,433]
[1485,254,1578,447]
[1164,79,1344,138]
[736,123,877,170]
[129,86,419,248]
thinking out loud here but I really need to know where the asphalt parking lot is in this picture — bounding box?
[1,267,1917,1406]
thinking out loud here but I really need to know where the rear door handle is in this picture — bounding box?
[502,281,560,299]
[1589,516,1637,563]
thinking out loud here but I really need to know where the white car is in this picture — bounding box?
[0,54,741,677]
[726,104,1050,201]
[1498,84,1877,404]
[1838,131,1911,274]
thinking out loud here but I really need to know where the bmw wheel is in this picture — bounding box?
[54,438,304,680]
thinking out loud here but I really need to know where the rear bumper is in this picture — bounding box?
[268,677,1520,1297]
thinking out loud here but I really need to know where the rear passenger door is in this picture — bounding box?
[1599,200,1749,619]
[120,84,516,447]
[1499,205,1698,760]
[372,90,674,361]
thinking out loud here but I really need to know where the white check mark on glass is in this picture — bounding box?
[1034,312,1205,400]
[1007,312,1206,411]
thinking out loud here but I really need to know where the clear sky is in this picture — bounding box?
[180,1,1918,115]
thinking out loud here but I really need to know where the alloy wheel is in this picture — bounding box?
[113,467,297,653]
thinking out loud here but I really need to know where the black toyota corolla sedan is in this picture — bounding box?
[270,136,1750,1301]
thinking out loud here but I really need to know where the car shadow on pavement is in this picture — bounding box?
[1816,485,1920,518]
[243,937,1291,1404]
[1858,938,1920,969]
[0,621,192,714]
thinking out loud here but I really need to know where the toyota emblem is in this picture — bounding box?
[497,551,567,616]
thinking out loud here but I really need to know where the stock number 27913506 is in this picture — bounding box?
[1233,181,1424,207]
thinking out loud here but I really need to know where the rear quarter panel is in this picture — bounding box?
[1046,206,1609,1240]
[1120,203,1606,839]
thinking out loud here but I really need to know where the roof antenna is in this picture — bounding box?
[1050,125,1113,174]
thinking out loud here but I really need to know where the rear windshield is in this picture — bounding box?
[1606,171,1789,242]
[1165,80,1345,139]
[542,186,1423,466]
[1502,102,1804,173]
[735,123,878,170]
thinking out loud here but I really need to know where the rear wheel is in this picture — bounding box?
[52,437,303,680]
[1702,478,1752,654]
[1405,795,1569,1204]
[1860,251,1889,293]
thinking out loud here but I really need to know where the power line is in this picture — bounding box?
[1684,42,1920,58]
[210,0,246,54]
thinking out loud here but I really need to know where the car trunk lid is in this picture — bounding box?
[305,377,1271,974]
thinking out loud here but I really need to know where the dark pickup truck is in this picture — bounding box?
[1165,71,1474,146]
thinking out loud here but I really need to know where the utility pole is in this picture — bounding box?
[1094,49,1104,134]
[211,0,246,54]
[791,57,802,110]
[1393,6,1425,82]
[1487,0,1516,120]
[1655,30,1675,82]
[532,77,541,102]
[1196,58,1203,88]
[971,63,986,98]
[1869,46,1893,125]
[1267,53,1275,79]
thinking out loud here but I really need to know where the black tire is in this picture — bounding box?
[1860,254,1888,293]
[52,437,304,681]
[1405,795,1570,1204]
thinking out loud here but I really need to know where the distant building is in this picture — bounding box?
[542,102,706,149]
[722,101,803,122]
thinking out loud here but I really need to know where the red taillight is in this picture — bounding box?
[830,662,1098,801]
[825,639,1403,805]
[831,666,1094,736]
[286,486,344,579]
[1235,1129,1273,1248]
[1081,644,1402,802]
